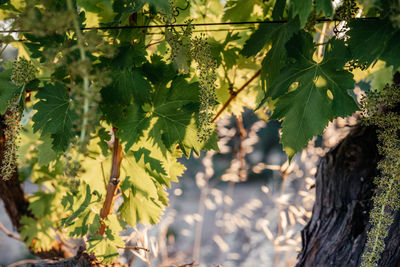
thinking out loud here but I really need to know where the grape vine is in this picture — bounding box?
[0,0,399,264]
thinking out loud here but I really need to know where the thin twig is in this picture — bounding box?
[0,221,20,240]
[236,114,247,181]
[56,231,76,249]
[212,69,261,123]
[118,245,151,252]
[0,43,9,57]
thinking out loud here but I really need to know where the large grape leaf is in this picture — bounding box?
[242,23,281,57]
[32,82,76,152]
[116,75,213,156]
[61,184,102,237]
[101,69,152,106]
[290,0,312,26]
[119,185,163,226]
[242,19,299,90]
[266,32,357,159]
[0,69,21,114]
[20,216,56,252]
[131,135,186,185]
[347,19,396,67]
[316,0,333,17]
[87,228,124,264]
[272,0,286,20]
[380,32,400,71]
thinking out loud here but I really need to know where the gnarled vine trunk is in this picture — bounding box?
[296,125,400,267]
[0,114,73,260]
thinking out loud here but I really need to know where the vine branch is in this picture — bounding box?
[211,69,261,123]
[0,221,20,240]
[98,128,123,236]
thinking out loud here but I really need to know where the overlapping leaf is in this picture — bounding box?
[266,32,357,159]
[347,19,395,67]
[242,19,299,90]
[32,82,76,151]
[316,0,333,17]
[347,18,400,70]
[223,0,261,22]
[0,69,21,114]
[116,75,214,156]
[290,0,312,26]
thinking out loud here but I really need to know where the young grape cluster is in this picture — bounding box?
[190,35,218,142]
[1,58,36,180]
[165,20,194,73]
[10,57,37,86]
[347,59,368,71]
[361,84,400,267]
[164,1,217,142]
[1,109,21,181]
[336,0,359,21]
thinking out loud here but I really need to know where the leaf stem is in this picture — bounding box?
[211,69,261,123]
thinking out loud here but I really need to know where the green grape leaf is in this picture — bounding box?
[260,19,299,90]
[347,19,393,66]
[87,234,122,264]
[119,186,163,226]
[290,0,312,26]
[143,54,176,86]
[242,23,280,57]
[103,214,126,237]
[101,69,152,106]
[110,44,147,69]
[133,148,170,185]
[380,31,400,71]
[32,82,76,152]
[61,184,102,237]
[131,136,186,184]
[267,32,357,159]
[0,69,21,114]
[37,136,58,166]
[272,0,286,20]
[117,75,210,156]
[29,192,55,218]
[97,127,111,157]
[223,0,260,22]
[141,0,169,12]
[242,19,299,90]
[77,0,115,23]
[316,0,333,17]
[20,216,55,252]
[114,103,149,149]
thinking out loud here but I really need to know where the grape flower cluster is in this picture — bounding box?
[1,58,36,180]
[360,83,400,267]
[190,35,218,142]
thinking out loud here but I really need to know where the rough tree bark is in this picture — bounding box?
[296,125,400,267]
